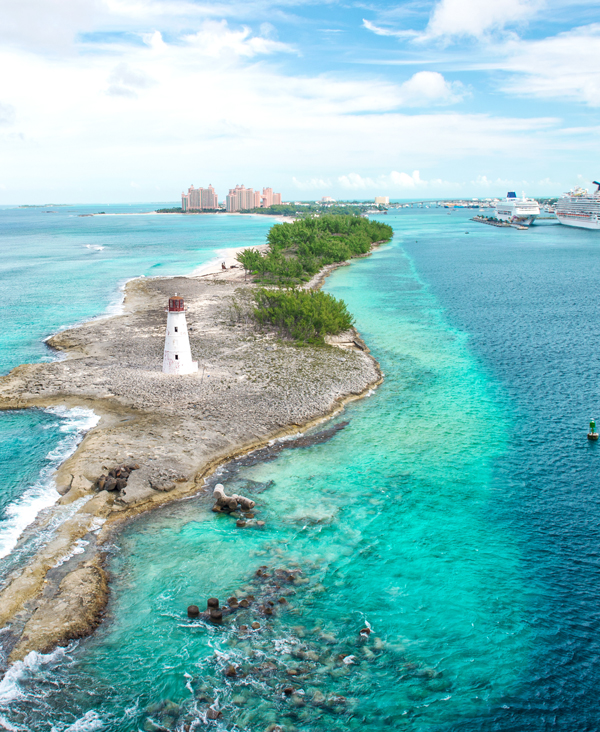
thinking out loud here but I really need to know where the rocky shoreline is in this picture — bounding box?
[0,268,382,668]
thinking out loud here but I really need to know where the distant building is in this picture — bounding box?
[181,183,282,212]
[182,185,218,211]
[261,187,282,207]
[226,184,283,212]
[321,196,336,203]
[374,196,389,205]
[226,185,256,212]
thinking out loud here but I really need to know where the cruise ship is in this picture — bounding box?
[556,182,600,230]
[494,192,540,226]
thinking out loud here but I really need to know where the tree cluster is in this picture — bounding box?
[252,288,354,345]
[236,214,393,287]
[243,204,387,217]
[238,214,393,344]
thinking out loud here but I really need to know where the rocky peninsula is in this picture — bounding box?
[0,270,382,667]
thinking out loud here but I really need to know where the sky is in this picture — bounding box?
[1,0,599,203]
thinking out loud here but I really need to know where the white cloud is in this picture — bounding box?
[338,170,425,190]
[0,10,587,203]
[0,103,16,126]
[470,174,563,193]
[143,30,168,51]
[397,71,466,106]
[363,0,543,44]
[0,0,103,51]
[497,24,600,106]
[470,174,528,189]
[107,62,154,97]
[424,0,541,40]
[0,0,298,54]
[364,12,600,108]
[292,177,332,190]
[361,19,417,40]
[183,19,295,58]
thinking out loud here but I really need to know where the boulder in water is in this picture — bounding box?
[209,608,223,623]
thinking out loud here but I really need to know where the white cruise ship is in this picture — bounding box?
[494,192,540,226]
[556,182,600,230]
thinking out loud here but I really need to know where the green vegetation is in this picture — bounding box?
[237,214,393,286]
[155,207,223,214]
[239,214,392,344]
[253,288,354,344]
[242,204,299,217]
[242,203,387,217]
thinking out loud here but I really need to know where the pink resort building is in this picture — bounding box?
[260,187,282,208]
[181,183,282,212]
[181,184,218,212]
[226,185,259,212]
[225,185,283,212]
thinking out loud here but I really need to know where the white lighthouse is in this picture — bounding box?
[162,295,198,375]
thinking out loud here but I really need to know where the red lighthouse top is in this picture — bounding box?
[168,296,184,312]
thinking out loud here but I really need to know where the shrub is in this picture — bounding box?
[253,288,354,344]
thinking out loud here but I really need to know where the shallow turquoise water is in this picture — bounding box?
[0,211,530,731]
[0,205,276,582]
[0,205,274,374]
[2,210,600,730]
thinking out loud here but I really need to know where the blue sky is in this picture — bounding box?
[1,0,599,202]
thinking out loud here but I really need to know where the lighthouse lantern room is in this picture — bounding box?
[162,295,198,375]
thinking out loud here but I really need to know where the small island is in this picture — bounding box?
[0,215,392,665]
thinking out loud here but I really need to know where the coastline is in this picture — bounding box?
[190,243,270,277]
[0,246,385,668]
[91,211,296,224]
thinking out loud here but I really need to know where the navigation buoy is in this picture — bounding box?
[588,419,598,441]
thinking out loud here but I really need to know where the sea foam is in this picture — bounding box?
[0,406,99,561]
[0,647,67,704]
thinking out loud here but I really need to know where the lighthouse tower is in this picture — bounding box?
[162,295,198,375]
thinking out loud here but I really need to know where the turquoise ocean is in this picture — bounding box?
[1,204,600,730]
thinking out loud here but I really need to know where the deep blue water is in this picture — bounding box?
[399,215,600,729]
[1,207,600,730]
